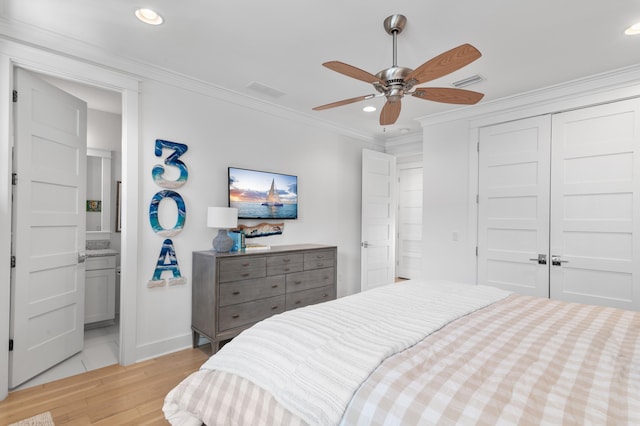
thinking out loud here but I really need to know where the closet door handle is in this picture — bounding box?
[528,254,547,265]
[551,255,569,266]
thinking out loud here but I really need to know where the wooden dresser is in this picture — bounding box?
[191,244,337,352]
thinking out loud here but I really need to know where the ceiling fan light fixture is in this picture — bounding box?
[135,8,164,25]
[312,15,483,126]
[363,106,377,112]
[625,22,640,35]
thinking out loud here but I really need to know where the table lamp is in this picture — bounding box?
[207,207,238,252]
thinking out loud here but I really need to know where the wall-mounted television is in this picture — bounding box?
[228,167,298,219]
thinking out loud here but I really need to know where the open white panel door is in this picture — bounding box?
[478,116,551,297]
[361,149,396,291]
[550,99,640,310]
[10,69,87,387]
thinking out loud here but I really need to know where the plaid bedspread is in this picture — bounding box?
[164,293,640,425]
[341,294,640,425]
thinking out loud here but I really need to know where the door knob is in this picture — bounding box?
[528,254,547,265]
[78,252,88,264]
[361,241,369,248]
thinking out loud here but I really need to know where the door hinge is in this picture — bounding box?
[477,141,480,152]
[12,90,17,103]
[12,173,17,185]
[11,256,15,268]
[9,339,13,351]
[475,246,478,256]
[476,194,479,204]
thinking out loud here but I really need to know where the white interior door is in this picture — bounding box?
[361,149,396,291]
[397,165,423,279]
[10,68,87,387]
[478,116,551,297]
[550,99,640,310]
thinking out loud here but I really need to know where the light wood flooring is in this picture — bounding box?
[0,346,212,425]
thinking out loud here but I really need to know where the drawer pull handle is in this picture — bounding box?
[323,294,328,298]
[284,268,290,272]
[232,291,240,295]
[317,255,325,259]
[241,273,250,277]
[317,263,324,267]
[295,300,301,305]
[294,280,302,285]
[271,305,279,310]
[241,262,250,267]
[232,314,240,319]
[283,258,291,263]
[271,284,279,288]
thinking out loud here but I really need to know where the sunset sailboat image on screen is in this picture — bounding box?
[228,167,298,219]
[262,179,284,207]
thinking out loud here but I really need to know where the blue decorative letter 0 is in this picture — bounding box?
[149,190,186,237]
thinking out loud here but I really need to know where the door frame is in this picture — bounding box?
[0,40,140,399]
[396,161,423,280]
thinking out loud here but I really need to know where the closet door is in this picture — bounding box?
[550,99,640,310]
[477,116,551,297]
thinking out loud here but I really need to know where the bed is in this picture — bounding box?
[163,280,640,425]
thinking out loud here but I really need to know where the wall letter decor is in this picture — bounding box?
[152,139,189,189]
[148,139,189,287]
[148,239,185,287]
[148,190,186,237]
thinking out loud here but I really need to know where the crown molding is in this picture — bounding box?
[417,64,640,128]
[0,19,383,146]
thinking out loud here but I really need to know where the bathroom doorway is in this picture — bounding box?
[11,71,123,390]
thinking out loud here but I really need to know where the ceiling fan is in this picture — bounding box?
[313,14,484,126]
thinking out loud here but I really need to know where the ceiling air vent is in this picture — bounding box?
[452,74,484,88]
[246,81,286,99]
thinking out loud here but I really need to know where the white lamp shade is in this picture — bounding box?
[207,207,238,229]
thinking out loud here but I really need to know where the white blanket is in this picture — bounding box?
[201,280,510,425]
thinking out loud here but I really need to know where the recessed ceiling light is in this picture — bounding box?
[625,22,640,35]
[135,8,164,25]
[399,128,410,133]
[363,106,376,112]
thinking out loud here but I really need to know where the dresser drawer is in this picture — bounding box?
[303,250,335,270]
[286,267,335,292]
[219,275,285,307]
[267,253,303,275]
[219,257,266,282]
[286,285,335,310]
[218,295,285,332]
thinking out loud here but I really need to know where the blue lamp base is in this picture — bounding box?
[213,229,233,253]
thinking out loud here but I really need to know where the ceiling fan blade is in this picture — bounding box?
[406,44,482,85]
[312,94,376,111]
[412,87,484,105]
[380,100,401,125]
[323,61,386,85]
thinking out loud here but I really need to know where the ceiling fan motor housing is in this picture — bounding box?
[375,66,415,101]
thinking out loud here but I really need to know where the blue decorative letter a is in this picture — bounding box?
[148,239,186,287]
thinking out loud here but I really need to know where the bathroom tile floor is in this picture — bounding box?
[13,318,119,391]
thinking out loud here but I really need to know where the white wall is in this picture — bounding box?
[421,121,475,283]
[88,109,121,152]
[132,80,371,358]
